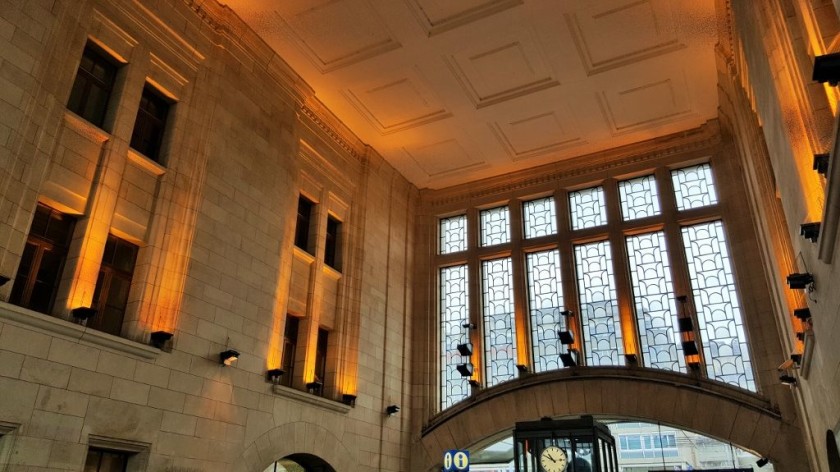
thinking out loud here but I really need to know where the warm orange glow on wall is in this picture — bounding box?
[65,232,106,312]
[266,312,284,370]
[619,305,638,356]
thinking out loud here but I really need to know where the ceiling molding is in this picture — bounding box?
[404,0,524,37]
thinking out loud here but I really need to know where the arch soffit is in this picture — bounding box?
[418,368,803,471]
[234,421,356,472]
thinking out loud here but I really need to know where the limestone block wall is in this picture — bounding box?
[0,0,417,471]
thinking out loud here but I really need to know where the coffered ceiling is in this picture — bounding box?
[220,0,719,189]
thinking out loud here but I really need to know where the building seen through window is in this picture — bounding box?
[439,163,754,411]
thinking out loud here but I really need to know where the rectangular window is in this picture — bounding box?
[130,85,171,163]
[84,448,128,472]
[314,328,329,396]
[280,315,299,388]
[625,232,685,373]
[295,196,313,252]
[439,214,467,254]
[67,43,118,128]
[569,186,607,230]
[89,235,138,336]
[526,249,567,373]
[440,265,469,410]
[523,196,557,239]
[618,174,661,221]
[671,163,719,211]
[479,206,511,246]
[10,204,76,314]
[482,257,517,387]
[682,221,755,391]
[575,240,623,366]
[325,216,341,270]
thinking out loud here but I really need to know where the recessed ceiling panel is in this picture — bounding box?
[568,0,684,75]
[344,70,452,135]
[598,74,692,134]
[405,139,486,178]
[405,0,523,35]
[491,111,584,161]
[276,0,401,72]
[446,29,559,108]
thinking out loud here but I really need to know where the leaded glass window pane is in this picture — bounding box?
[440,215,467,254]
[440,265,470,409]
[671,163,719,211]
[480,206,511,246]
[569,187,607,230]
[526,250,566,373]
[482,258,517,387]
[575,241,623,365]
[523,197,557,239]
[626,232,685,373]
[618,175,661,221]
[681,221,755,391]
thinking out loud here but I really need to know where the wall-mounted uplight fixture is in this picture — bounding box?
[456,362,474,377]
[800,222,821,243]
[71,306,96,322]
[150,331,174,351]
[385,405,400,416]
[786,273,814,290]
[0,275,9,287]
[813,153,830,175]
[266,368,284,384]
[219,349,239,366]
[341,394,357,407]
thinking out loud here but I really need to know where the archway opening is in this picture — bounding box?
[262,453,336,472]
[468,419,772,471]
[828,430,840,472]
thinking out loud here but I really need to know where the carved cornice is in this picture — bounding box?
[299,100,367,162]
[423,121,722,208]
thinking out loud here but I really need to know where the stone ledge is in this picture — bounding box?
[271,384,351,414]
[0,302,160,360]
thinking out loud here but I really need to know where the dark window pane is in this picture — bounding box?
[281,316,299,387]
[130,86,170,162]
[325,217,340,270]
[295,197,313,251]
[67,45,118,128]
[84,448,128,472]
[314,328,328,393]
[90,235,139,336]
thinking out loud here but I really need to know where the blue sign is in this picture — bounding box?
[443,449,470,471]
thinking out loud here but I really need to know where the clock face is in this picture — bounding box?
[539,445,568,472]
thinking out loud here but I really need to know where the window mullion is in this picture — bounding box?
[556,188,582,362]
[508,198,531,370]
[604,178,638,365]
[466,207,483,388]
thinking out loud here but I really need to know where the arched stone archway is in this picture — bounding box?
[415,368,807,471]
[233,422,356,472]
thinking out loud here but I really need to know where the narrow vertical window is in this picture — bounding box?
[67,43,119,128]
[482,257,516,387]
[526,250,566,373]
[280,316,300,387]
[325,216,341,270]
[10,204,76,314]
[83,448,129,472]
[618,175,661,221]
[130,85,171,163]
[314,328,329,396]
[295,196,313,252]
[575,241,623,365]
[480,206,510,246]
[90,235,139,336]
[682,221,755,391]
[671,163,719,211]
[569,186,607,230]
[439,214,467,254]
[523,196,557,239]
[440,265,469,409]
[626,232,684,372]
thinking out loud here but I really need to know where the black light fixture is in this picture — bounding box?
[0,275,9,287]
[516,364,530,374]
[219,349,239,366]
[456,363,474,377]
[385,404,400,416]
[342,394,357,407]
[266,368,284,384]
[677,317,694,333]
[800,222,821,243]
[790,353,803,365]
[150,331,174,351]
[756,457,770,468]
[687,360,701,371]
[793,307,812,322]
[786,273,814,289]
[681,340,700,356]
[306,380,323,394]
[71,306,97,322]
[814,153,830,175]
[461,322,477,330]
[813,52,840,85]
[456,342,473,356]
[560,350,578,367]
[557,330,574,345]
[560,310,574,317]
[468,379,481,389]
[796,331,806,341]
[779,374,797,386]
[624,353,638,366]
